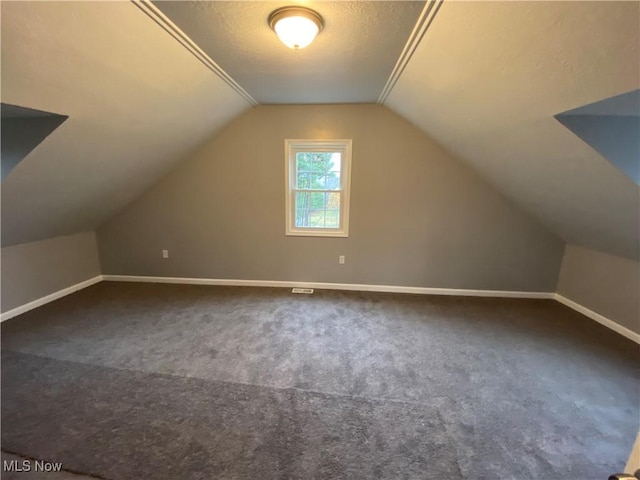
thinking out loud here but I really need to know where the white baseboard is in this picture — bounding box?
[102,274,554,299]
[4,274,637,346]
[555,294,640,345]
[0,275,103,322]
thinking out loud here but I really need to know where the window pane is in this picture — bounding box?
[327,192,340,209]
[296,191,323,207]
[287,140,350,236]
[294,191,341,229]
[297,152,330,173]
[295,192,309,228]
[295,192,324,228]
[296,209,328,229]
[295,191,309,211]
[295,209,309,227]
[326,153,341,190]
[296,152,341,191]
[325,210,339,228]
[330,153,341,172]
[308,173,324,189]
[296,172,310,189]
[309,192,325,208]
[308,210,325,228]
[326,172,341,190]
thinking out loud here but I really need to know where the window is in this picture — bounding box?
[285,139,352,237]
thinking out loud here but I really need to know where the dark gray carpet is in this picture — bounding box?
[2,350,457,479]
[2,282,639,479]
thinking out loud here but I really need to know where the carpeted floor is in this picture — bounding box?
[2,282,639,479]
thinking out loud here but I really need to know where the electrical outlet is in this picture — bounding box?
[162,250,169,259]
[339,255,345,264]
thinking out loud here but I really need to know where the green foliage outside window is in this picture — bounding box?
[295,152,341,228]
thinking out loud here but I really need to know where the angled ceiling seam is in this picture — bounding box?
[131,0,259,107]
[378,0,444,105]
[383,1,640,260]
[1,0,253,247]
[134,1,442,107]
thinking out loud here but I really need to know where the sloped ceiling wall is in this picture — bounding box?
[1,1,250,246]
[2,1,638,265]
[386,1,640,260]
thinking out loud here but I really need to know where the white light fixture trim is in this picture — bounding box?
[268,6,324,50]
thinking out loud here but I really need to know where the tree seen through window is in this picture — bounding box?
[295,152,341,228]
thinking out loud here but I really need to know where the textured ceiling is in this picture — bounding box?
[152,1,426,104]
[386,1,640,260]
[2,0,638,263]
[1,1,250,246]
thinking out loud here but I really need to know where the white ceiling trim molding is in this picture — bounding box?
[377,0,444,105]
[131,0,258,107]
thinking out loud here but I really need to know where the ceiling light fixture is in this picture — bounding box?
[268,6,324,50]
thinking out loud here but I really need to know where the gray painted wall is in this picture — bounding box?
[97,105,564,292]
[557,244,640,334]
[1,231,101,313]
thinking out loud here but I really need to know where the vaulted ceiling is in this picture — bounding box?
[151,1,426,104]
[2,1,639,260]
[386,1,640,260]
[1,1,250,246]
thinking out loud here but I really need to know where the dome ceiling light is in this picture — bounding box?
[268,6,324,50]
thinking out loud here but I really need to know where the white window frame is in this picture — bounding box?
[285,139,352,237]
